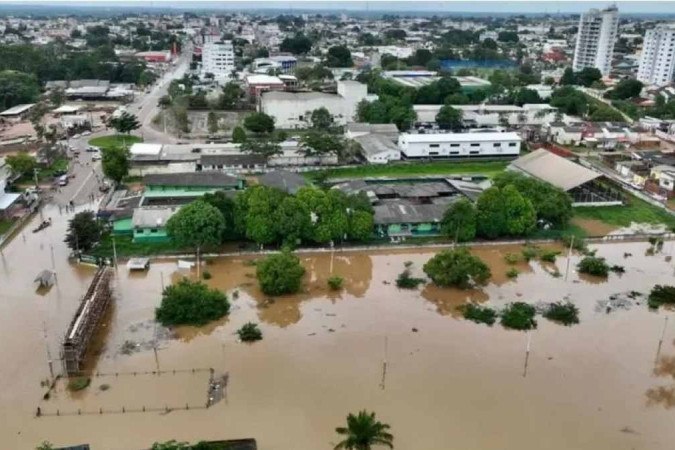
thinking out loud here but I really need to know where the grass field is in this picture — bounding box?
[0,219,13,236]
[90,235,188,258]
[89,134,142,151]
[573,195,675,229]
[305,160,510,180]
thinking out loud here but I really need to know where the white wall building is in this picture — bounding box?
[479,31,498,42]
[259,81,370,129]
[637,24,675,86]
[413,104,559,127]
[202,41,235,82]
[572,6,619,76]
[398,132,521,159]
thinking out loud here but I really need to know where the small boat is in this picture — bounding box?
[32,218,52,233]
[127,258,150,271]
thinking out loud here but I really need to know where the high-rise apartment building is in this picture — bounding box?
[637,24,675,86]
[572,5,619,76]
[201,41,235,81]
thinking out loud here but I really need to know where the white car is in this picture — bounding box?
[91,152,102,161]
[81,130,92,136]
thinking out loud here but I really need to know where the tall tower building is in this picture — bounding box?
[572,5,619,76]
[202,41,235,81]
[637,24,675,86]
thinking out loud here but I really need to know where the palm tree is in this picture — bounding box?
[334,410,394,450]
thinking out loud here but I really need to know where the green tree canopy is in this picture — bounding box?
[334,410,394,450]
[279,33,313,54]
[101,146,130,184]
[274,196,311,246]
[476,185,536,239]
[165,200,225,250]
[155,278,230,326]
[256,249,306,295]
[435,105,463,131]
[232,126,247,143]
[441,198,477,242]
[325,45,354,68]
[200,191,236,241]
[492,171,572,228]
[64,210,101,252]
[310,107,333,130]
[109,111,140,135]
[0,70,39,110]
[299,131,344,157]
[243,112,275,134]
[240,138,282,159]
[423,247,491,289]
[605,78,644,100]
[5,151,36,177]
[219,81,243,109]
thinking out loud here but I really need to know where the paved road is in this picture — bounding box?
[131,49,191,144]
[50,136,106,208]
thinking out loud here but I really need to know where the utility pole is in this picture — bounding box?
[112,234,118,267]
[564,235,575,281]
[43,321,55,381]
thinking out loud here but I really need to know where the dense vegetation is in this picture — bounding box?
[543,302,580,325]
[461,304,498,326]
[577,256,610,277]
[64,211,101,252]
[500,302,537,330]
[237,322,263,342]
[647,285,675,309]
[423,248,491,289]
[255,250,306,296]
[155,279,230,326]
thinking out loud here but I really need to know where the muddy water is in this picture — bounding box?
[2,207,675,449]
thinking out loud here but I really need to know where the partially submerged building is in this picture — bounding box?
[333,177,486,238]
[508,148,623,206]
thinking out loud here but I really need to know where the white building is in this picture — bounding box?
[479,31,498,42]
[259,81,370,129]
[398,131,521,159]
[202,41,235,82]
[572,5,619,76]
[413,104,559,127]
[637,24,675,86]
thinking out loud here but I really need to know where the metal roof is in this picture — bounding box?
[132,207,178,228]
[258,170,307,194]
[144,172,241,187]
[373,200,449,225]
[508,149,601,191]
[0,103,35,116]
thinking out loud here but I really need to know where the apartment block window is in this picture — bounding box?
[470,143,480,147]
[450,143,460,147]
[509,142,517,147]
[469,150,480,155]
[429,151,439,156]
[493,143,502,147]
[429,144,440,148]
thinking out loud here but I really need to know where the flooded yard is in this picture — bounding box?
[2,206,675,449]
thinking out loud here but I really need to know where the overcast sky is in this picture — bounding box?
[3,0,675,14]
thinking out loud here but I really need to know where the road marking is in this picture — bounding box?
[70,165,98,202]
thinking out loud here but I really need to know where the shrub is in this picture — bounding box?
[461,304,497,325]
[327,276,344,290]
[543,301,580,325]
[67,377,90,392]
[504,253,520,264]
[506,268,519,279]
[561,234,587,252]
[648,285,675,309]
[609,265,625,274]
[577,256,609,277]
[256,249,305,295]
[521,245,539,262]
[202,271,212,280]
[423,248,491,289]
[237,322,263,342]
[540,250,560,263]
[501,302,537,330]
[396,269,425,289]
[155,278,230,326]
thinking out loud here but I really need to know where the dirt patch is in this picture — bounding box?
[571,217,618,237]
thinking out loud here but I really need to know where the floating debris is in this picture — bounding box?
[207,371,229,407]
[595,292,641,313]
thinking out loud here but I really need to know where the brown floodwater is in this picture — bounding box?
[2,205,675,449]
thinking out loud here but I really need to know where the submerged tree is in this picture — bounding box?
[423,247,491,289]
[256,249,306,296]
[334,410,394,450]
[155,278,230,326]
[64,210,101,252]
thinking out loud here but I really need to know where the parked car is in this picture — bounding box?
[86,146,100,152]
[91,152,102,161]
[58,175,69,186]
[81,130,92,136]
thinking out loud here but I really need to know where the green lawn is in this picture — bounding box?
[0,219,14,236]
[573,195,675,229]
[305,160,509,180]
[89,134,143,151]
[90,234,189,258]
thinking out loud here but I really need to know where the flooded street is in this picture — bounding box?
[2,207,675,449]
